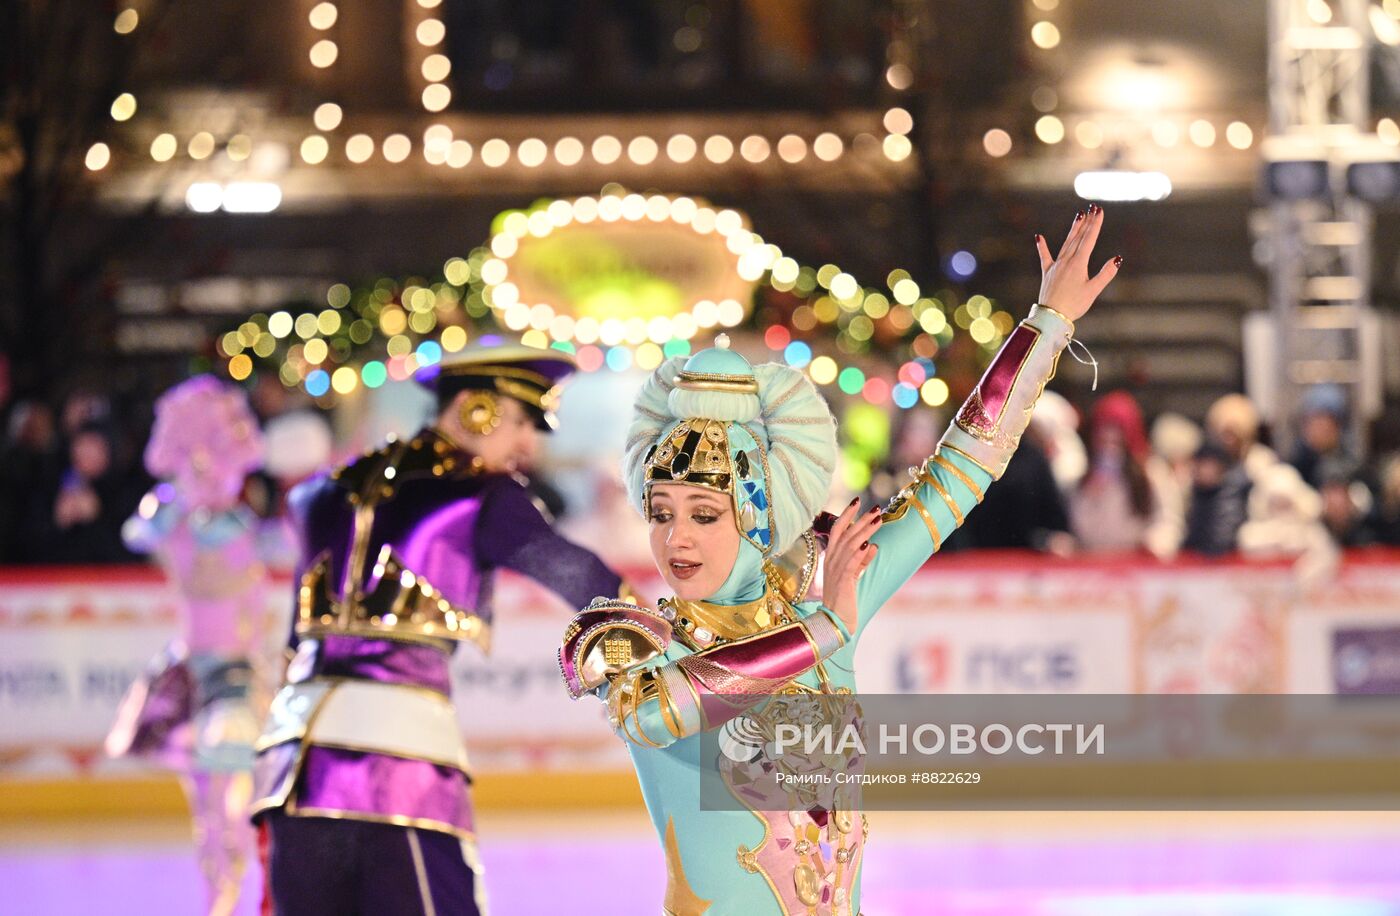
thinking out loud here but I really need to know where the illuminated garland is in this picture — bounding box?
[91,3,918,176]
[292,0,918,171]
[222,189,1017,409]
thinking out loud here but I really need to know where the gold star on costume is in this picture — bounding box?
[663,816,713,916]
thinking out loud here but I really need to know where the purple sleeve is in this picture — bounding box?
[474,478,623,610]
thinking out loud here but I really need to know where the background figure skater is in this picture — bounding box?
[106,376,270,916]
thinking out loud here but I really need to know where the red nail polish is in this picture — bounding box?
[1074,210,1085,221]
[860,540,869,549]
[1113,255,1123,267]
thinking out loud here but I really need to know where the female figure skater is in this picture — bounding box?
[560,208,1119,914]
[106,375,269,915]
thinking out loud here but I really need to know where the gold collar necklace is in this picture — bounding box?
[662,587,793,649]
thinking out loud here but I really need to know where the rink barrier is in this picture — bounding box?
[0,771,646,822]
[3,549,1400,819]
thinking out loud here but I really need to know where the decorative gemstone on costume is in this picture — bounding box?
[795,864,822,906]
[739,501,758,531]
[735,450,751,478]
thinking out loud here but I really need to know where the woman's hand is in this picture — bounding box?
[822,499,882,634]
[1035,204,1121,322]
[54,485,99,528]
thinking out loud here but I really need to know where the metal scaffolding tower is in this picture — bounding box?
[1266,0,1383,455]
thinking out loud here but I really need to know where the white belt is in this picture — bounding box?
[258,679,470,773]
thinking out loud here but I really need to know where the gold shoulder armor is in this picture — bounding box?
[559,597,672,699]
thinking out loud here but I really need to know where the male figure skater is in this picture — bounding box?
[254,345,625,914]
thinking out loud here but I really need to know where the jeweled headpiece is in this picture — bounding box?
[629,336,834,558]
[643,417,773,552]
[645,419,732,491]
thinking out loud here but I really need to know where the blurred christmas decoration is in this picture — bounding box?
[222,187,1017,410]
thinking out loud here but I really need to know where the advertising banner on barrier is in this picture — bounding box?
[0,572,178,774]
[854,567,1136,695]
[3,552,1400,778]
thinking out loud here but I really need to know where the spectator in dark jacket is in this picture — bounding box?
[34,423,146,564]
[1,401,61,563]
[1183,438,1251,555]
[1317,455,1374,547]
[1289,393,1356,492]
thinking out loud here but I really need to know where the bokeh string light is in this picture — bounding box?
[222,190,1012,413]
[276,127,916,170]
[97,2,917,179]
[93,15,996,418]
[1009,0,1257,158]
[308,0,339,69]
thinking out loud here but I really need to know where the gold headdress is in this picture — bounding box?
[641,343,774,552]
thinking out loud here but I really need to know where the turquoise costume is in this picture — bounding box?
[561,306,1076,915]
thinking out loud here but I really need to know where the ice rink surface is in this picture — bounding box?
[5,809,1400,914]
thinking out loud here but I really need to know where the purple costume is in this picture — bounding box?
[253,427,621,915]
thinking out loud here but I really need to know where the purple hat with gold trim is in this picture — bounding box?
[414,342,576,430]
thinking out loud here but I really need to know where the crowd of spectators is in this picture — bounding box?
[920,384,1400,569]
[0,369,328,568]
[0,387,151,564]
[3,353,1398,568]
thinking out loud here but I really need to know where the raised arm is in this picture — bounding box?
[560,599,846,749]
[850,207,1121,638]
